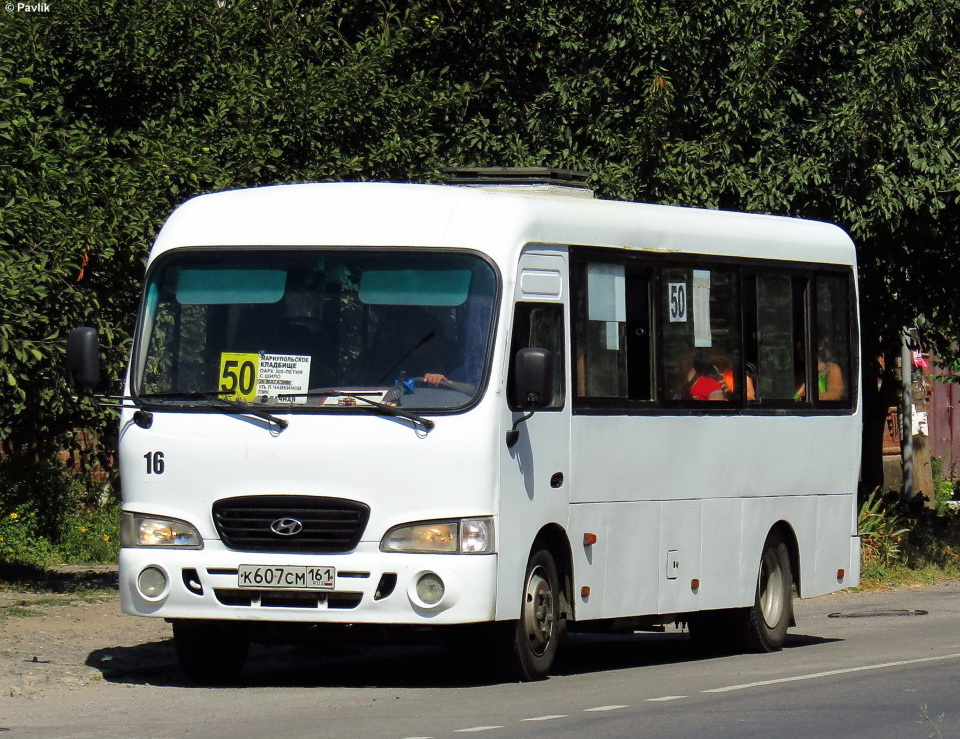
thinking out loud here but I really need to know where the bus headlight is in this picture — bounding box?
[381,517,495,554]
[121,512,203,549]
[460,518,494,553]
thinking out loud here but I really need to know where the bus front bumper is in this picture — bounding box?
[118,546,498,625]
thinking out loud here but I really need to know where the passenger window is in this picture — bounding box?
[508,302,565,410]
[749,275,808,402]
[813,274,851,404]
[573,260,652,402]
[659,265,740,403]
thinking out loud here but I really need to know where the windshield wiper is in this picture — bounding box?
[138,390,288,430]
[278,389,434,431]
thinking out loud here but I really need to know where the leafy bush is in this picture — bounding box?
[858,486,960,587]
[858,489,911,578]
[900,505,960,576]
[931,457,959,516]
[0,456,118,567]
[0,504,58,567]
[57,502,121,564]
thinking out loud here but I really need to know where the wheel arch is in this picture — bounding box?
[531,523,574,623]
[769,520,801,598]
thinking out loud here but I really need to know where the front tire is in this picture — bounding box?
[172,619,249,685]
[492,548,561,681]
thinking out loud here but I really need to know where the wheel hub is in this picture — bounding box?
[759,548,785,629]
[523,566,555,655]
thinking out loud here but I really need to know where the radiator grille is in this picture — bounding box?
[212,495,370,553]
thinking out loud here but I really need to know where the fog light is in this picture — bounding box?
[138,566,168,599]
[415,573,444,605]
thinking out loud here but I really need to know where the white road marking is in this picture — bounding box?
[455,727,503,733]
[522,715,568,722]
[584,705,630,712]
[646,695,687,702]
[704,652,960,693]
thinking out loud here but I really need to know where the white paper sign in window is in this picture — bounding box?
[587,263,626,351]
[693,269,712,348]
[258,353,312,403]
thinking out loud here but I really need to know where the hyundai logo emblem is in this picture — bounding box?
[270,517,304,536]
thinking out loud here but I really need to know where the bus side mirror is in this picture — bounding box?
[512,347,554,410]
[66,327,103,393]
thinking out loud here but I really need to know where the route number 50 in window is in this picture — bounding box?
[668,282,688,322]
[219,353,260,401]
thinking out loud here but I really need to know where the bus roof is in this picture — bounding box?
[150,182,856,268]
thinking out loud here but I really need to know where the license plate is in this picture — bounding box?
[237,565,335,590]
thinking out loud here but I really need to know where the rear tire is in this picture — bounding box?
[172,619,249,685]
[688,531,793,654]
[739,530,793,652]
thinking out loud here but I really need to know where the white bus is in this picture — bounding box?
[67,169,861,683]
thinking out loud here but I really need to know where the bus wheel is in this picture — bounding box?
[172,619,249,685]
[740,531,793,652]
[495,549,561,681]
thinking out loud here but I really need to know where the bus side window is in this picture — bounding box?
[572,260,651,402]
[659,265,740,403]
[750,275,809,402]
[508,303,565,410]
[813,274,852,404]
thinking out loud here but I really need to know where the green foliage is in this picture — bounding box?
[0,457,118,567]
[899,506,960,578]
[931,457,959,515]
[858,489,911,576]
[1,0,959,464]
[857,487,960,586]
[57,501,121,564]
[0,505,58,567]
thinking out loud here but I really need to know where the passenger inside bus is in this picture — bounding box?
[711,354,757,401]
[676,351,727,401]
[815,337,845,401]
[795,338,845,401]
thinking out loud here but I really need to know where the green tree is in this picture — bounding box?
[430,0,960,489]
[1,0,958,494]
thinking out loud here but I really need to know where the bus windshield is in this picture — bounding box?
[134,249,498,412]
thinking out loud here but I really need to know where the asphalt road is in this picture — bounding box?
[1,580,958,739]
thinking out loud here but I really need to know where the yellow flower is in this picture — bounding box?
[78,525,87,533]
[9,512,18,520]
[102,535,110,542]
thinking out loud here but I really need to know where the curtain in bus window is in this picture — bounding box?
[659,265,740,402]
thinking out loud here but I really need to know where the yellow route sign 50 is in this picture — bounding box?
[218,353,259,402]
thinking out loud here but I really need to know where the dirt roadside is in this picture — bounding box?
[0,567,173,699]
